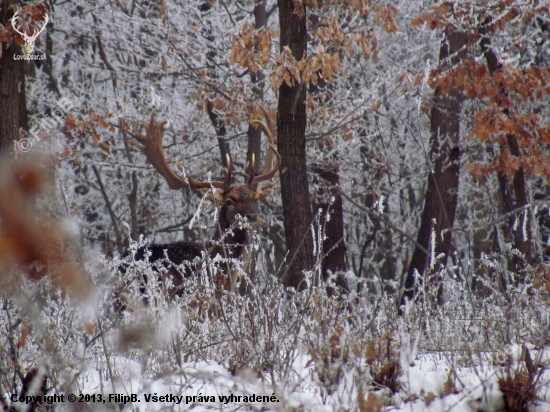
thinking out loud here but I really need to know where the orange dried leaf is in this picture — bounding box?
[84,321,94,335]
[65,114,76,129]
[19,321,30,348]
[413,74,424,87]
[369,100,381,114]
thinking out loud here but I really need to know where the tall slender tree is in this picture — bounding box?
[479,18,538,276]
[277,0,315,289]
[313,163,349,295]
[246,0,268,172]
[401,30,468,308]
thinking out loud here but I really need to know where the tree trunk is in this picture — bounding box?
[246,0,267,173]
[200,3,231,169]
[313,164,349,295]
[0,0,28,155]
[206,100,231,168]
[400,31,468,309]
[277,0,314,290]
[480,20,538,279]
[242,1,273,294]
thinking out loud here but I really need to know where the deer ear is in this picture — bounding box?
[213,189,225,205]
[255,182,274,200]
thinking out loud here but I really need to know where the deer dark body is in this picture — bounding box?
[136,187,258,300]
[123,112,279,305]
[135,241,204,301]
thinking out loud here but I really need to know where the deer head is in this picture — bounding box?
[131,111,280,234]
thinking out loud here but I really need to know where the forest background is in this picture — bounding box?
[0,0,550,411]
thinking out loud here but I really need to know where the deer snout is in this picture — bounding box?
[246,214,258,222]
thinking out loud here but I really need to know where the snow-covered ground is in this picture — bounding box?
[2,255,550,412]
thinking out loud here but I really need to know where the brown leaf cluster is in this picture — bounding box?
[311,7,376,60]
[358,390,382,412]
[63,111,113,158]
[411,1,547,33]
[270,45,341,95]
[313,15,346,50]
[308,0,369,17]
[374,4,399,33]
[308,324,349,392]
[530,264,550,298]
[301,45,341,85]
[418,5,550,181]
[0,156,91,302]
[430,60,550,104]
[499,352,538,412]
[270,47,302,93]
[230,23,273,75]
[364,335,401,394]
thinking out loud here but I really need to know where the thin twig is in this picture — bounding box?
[121,122,139,242]
[92,165,124,255]
[338,188,430,255]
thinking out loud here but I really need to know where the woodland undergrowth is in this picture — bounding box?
[1,242,549,411]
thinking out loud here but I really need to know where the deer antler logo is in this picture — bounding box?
[11,10,49,57]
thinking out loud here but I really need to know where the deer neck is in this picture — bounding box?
[212,210,251,259]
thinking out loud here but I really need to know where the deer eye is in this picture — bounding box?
[225,199,235,207]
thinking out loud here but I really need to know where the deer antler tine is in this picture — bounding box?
[224,153,232,189]
[253,106,276,175]
[130,121,144,145]
[258,104,273,134]
[148,109,156,127]
[247,154,256,185]
[249,120,281,184]
[253,143,281,183]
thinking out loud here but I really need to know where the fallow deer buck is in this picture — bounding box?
[125,111,280,304]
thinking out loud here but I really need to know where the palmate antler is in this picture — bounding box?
[132,111,227,190]
[132,111,280,191]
